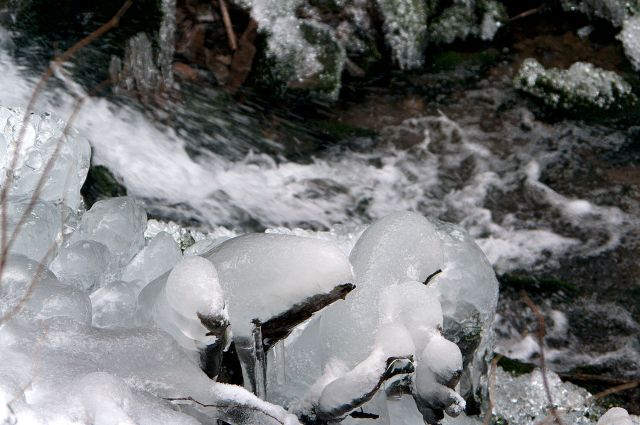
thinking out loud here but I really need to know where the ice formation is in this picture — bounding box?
[514,58,637,112]
[1,105,630,424]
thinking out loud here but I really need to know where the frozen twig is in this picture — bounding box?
[588,381,640,403]
[483,354,502,425]
[164,395,289,425]
[520,290,564,425]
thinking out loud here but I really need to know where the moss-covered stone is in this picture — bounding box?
[428,0,506,44]
[81,164,127,208]
[497,355,536,376]
[514,58,639,116]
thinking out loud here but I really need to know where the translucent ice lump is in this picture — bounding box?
[0,107,90,211]
[268,212,496,424]
[70,196,147,265]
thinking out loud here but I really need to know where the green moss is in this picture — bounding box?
[498,273,579,294]
[81,164,127,208]
[497,355,536,376]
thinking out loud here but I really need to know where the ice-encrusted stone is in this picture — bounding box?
[90,280,138,328]
[514,58,637,112]
[0,254,92,325]
[618,15,640,71]
[2,196,61,263]
[122,231,182,291]
[144,218,210,250]
[0,107,90,211]
[233,0,346,99]
[375,0,428,69]
[561,0,640,27]
[70,197,147,265]
[50,240,117,291]
[429,0,506,45]
[492,367,598,425]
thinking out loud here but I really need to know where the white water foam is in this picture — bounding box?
[0,32,635,274]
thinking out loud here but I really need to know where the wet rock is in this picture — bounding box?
[81,165,128,209]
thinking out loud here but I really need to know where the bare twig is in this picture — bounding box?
[0,0,132,278]
[520,290,564,425]
[588,381,640,403]
[508,7,542,22]
[218,0,238,51]
[483,354,502,425]
[164,395,286,425]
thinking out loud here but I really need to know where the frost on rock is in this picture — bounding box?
[514,58,638,113]
[0,107,91,211]
[375,0,428,69]
[618,15,640,71]
[492,367,599,425]
[69,196,147,265]
[233,0,345,99]
[561,0,640,27]
[429,0,506,45]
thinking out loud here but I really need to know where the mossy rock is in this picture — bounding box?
[514,58,640,118]
[254,20,346,101]
[81,164,127,208]
[497,355,536,376]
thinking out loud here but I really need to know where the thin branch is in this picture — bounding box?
[218,0,238,51]
[588,381,640,403]
[0,0,132,276]
[520,290,564,425]
[164,395,286,425]
[508,7,542,22]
